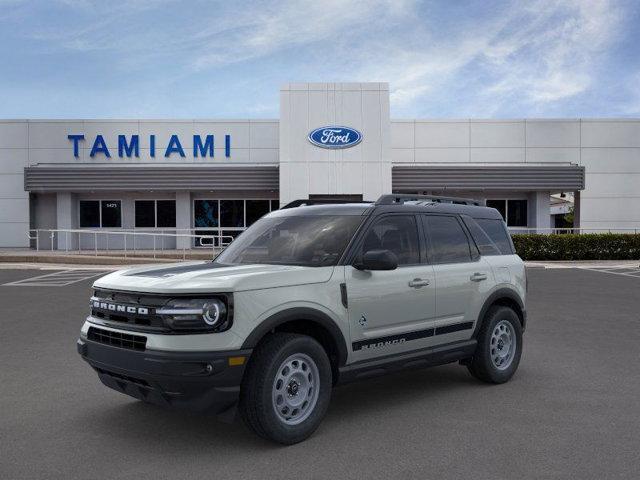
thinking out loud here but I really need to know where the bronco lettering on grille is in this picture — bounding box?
[92,300,149,315]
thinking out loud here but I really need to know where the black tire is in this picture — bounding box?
[467,306,523,384]
[239,333,332,445]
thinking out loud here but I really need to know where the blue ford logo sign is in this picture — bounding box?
[308,126,362,149]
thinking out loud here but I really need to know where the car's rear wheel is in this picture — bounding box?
[467,306,523,384]
[239,332,332,444]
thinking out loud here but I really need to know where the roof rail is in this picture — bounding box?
[281,198,373,209]
[375,194,482,206]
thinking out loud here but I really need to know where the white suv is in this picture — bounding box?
[78,194,526,444]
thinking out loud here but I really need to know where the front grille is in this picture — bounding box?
[88,326,147,351]
[91,289,168,331]
[91,310,162,328]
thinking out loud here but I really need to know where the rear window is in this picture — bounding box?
[463,217,501,256]
[474,218,514,255]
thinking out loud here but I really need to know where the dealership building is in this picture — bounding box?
[0,82,638,250]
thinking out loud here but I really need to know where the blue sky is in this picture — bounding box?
[0,0,639,118]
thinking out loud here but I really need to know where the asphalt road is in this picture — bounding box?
[1,266,639,479]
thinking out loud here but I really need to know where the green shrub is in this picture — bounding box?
[511,234,640,261]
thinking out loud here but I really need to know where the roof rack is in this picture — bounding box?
[281,199,373,209]
[375,194,481,206]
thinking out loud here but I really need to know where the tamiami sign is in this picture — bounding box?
[67,134,232,158]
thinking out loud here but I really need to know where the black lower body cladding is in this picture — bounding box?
[77,338,251,414]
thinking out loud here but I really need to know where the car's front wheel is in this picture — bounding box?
[467,305,523,384]
[239,332,332,444]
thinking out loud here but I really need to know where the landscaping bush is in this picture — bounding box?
[511,234,640,261]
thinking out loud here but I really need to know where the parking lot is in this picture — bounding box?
[1,265,639,479]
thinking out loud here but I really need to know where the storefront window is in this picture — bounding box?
[101,201,122,228]
[193,199,277,247]
[486,199,528,227]
[135,200,176,228]
[486,200,506,220]
[507,200,528,227]
[79,201,100,228]
[220,200,244,228]
[246,200,270,226]
[157,200,176,228]
[135,201,155,228]
[194,200,219,228]
[80,200,121,228]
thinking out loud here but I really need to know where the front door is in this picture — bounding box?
[345,214,436,362]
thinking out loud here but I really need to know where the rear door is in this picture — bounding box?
[345,214,436,362]
[422,214,491,343]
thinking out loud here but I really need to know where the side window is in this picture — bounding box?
[360,215,420,265]
[423,215,472,264]
[476,218,514,254]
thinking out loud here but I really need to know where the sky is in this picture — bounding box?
[0,0,638,119]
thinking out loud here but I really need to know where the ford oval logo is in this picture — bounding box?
[308,126,362,149]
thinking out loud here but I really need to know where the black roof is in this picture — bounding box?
[373,202,504,220]
[269,197,503,220]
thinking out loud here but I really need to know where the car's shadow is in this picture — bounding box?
[81,363,485,449]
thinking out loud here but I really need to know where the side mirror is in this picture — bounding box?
[355,249,398,271]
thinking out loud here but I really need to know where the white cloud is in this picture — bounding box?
[190,0,416,70]
[479,0,622,105]
[348,0,624,113]
[618,71,640,115]
[6,0,629,117]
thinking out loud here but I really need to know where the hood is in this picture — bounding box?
[92,261,335,294]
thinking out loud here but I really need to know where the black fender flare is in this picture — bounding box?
[241,307,349,366]
[473,288,526,338]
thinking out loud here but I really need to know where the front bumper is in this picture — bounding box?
[77,338,251,414]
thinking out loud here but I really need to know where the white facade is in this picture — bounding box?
[391,118,640,231]
[279,83,391,204]
[1,82,639,248]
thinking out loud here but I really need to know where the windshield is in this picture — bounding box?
[215,215,363,267]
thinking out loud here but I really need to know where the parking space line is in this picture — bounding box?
[577,266,640,279]
[41,273,98,280]
[2,269,107,287]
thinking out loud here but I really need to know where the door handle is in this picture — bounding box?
[408,278,430,288]
[470,272,488,282]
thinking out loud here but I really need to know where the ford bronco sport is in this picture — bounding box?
[78,194,526,444]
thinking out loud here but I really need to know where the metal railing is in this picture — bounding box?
[26,228,235,259]
[24,226,640,259]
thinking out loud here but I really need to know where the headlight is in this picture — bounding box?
[202,301,223,325]
[157,298,229,332]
